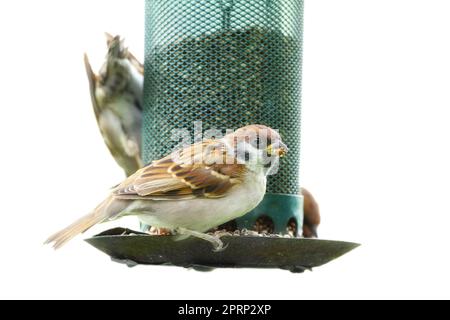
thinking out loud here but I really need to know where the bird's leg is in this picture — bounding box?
[213,230,234,239]
[174,228,228,252]
[147,226,173,236]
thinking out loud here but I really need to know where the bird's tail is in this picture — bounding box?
[45,196,116,249]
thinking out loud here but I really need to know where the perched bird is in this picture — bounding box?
[46,125,288,251]
[301,188,321,238]
[84,34,144,177]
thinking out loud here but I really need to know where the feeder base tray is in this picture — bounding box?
[86,228,359,273]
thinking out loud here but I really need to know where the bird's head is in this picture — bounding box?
[225,125,288,175]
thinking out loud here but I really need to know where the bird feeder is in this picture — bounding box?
[86,0,359,271]
[144,0,304,236]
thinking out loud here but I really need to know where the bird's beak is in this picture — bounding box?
[267,142,289,158]
[276,142,289,158]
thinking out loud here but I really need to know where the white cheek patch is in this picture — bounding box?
[265,157,280,176]
[235,143,259,165]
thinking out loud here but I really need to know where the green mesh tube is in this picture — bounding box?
[144,0,304,236]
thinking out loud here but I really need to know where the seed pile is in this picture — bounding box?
[208,229,295,239]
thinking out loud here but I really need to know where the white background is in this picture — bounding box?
[0,0,449,300]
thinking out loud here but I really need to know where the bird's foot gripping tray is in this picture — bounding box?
[86,228,359,273]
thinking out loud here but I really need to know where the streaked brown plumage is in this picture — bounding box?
[46,125,288,250]
[113,140,247,200]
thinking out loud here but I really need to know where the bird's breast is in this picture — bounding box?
[134,173,267,232]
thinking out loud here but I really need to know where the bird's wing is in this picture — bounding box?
[113,141,247,200]
[84,53,101,121]
[98,109,142,175]
[126,51,144,76]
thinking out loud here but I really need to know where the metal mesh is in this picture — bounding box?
[144,0,303,195]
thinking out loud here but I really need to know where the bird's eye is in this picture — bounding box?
[249,136,260,148]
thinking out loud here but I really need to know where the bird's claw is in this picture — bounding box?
[210,231,232,252]
[216,231,233,239]
[212,240,229,253]
[174,227,229,253]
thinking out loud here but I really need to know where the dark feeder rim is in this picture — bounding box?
[85,228,360,273]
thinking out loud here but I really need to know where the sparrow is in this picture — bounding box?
[84,34,144,177]
[46,125,288,251]
[301,188,321,238]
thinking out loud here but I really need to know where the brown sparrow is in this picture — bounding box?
[84,34,144,177]
[46,125,288,251]
[301,188,321,238]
